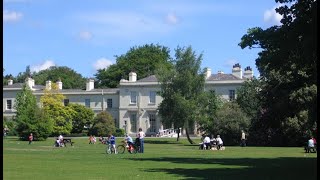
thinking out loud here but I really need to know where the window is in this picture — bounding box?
[64,99,69,106]
[149,91,156,104]
[107,99,113,108]
[229,90,235,101]
[130,91,137,104]
[149,114,156,133]
[130,114,137,133]
[85,99,90,108]
[6,100,12,110]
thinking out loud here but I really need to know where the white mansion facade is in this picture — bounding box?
[3,64,253,136]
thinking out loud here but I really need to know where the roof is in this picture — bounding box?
[137,75,158,82]
[3,83,24,88]
[207,74,242,81]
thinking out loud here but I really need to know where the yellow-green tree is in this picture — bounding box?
[40,83,75,136]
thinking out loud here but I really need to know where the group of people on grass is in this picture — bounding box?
[200,134,224,150]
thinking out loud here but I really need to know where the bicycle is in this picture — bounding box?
[117,140,139,154]
[106,140,116,154]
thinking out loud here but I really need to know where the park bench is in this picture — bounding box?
[62,138,74,147]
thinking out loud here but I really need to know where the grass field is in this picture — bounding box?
[3,136,317,180]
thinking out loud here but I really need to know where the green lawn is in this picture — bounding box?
[3,136,317,180]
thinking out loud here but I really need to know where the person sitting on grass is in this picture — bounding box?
[306,136,316,153]
[203,135,211,150]
[216,135,223,150]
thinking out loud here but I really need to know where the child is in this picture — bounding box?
[28,133,33,145]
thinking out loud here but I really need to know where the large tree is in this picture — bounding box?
[95,44,173,88]
[157,46,206,144]
[239,0,317,146]
[69,103,95,133]
[33,66,86,89]
[15,85,53,140]
[40,83,75,136]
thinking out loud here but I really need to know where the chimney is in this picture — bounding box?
[56,79,62,90]
[8,79,13,85]
[86,79,94,91]
[129,72,137,82]
[46,80,52,90]
[25,77,35,89]
[243,66,254,79]
[205,68,211,79]
[232,63,242,79]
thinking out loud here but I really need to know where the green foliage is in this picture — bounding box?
[40,83,75,136]
[157,46,206,144]
[68,103,95,133]
[213,102,250,145]
[33,66,86,89]
[114,128,125,137]
[89,111,115,136]
[239,0,317,146]
[95,43,173,88]
[3,116,18,136]
[15,65,32,83]
[15,85,53,140]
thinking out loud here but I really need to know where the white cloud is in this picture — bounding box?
[31,60,56,73]
[264,5,282,25]
[79,31,93,40]
[93,58,114,70]
[3,10,23,23]
[165,13,179,25]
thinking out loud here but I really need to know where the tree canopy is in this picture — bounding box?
[33,66,86,89]
[239,0,317,146]
[95,44,173,88]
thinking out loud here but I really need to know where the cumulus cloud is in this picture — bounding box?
[79,31,93,40]
[93,58,113,70]
[3,10,23,23]
[165,12,179,25]
[264,5,282,25]
[31,60,56,73]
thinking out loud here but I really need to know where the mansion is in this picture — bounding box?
[3,64,253,136]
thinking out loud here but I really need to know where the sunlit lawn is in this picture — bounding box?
[3,136,317,180]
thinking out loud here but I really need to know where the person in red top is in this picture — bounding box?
[28,133,33,145]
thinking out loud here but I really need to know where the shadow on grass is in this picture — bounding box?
[130,157,317,180]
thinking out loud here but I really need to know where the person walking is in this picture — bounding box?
[241,130,246,147]
[28,133,33,145]
[137,128,145,153]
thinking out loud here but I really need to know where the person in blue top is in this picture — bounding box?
[108,133,117,154]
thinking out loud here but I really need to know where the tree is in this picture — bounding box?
[15,85,53,140]
[95,44,173,88]
[16,65,32,83]
[40,83,75,136]
[69,103,95,133]
[33,66,86,89]
[157,46,206,144]
[214,102,250,145]
[239,0,316,146]
[89,111,116,136]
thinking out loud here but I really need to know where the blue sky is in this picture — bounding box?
[3,0,283,78]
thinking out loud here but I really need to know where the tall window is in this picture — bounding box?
[149,113,156,133]
[149,91,156,104]
[64,99,69,106]
[229,90,235,101]
[6,100,12,110]
[130,114,137,133]
[107,99,113,108]
[85,99,90,108]
[130,91,137,104]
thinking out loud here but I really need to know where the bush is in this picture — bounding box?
[114,128,125,137]
[89,111,116,136]
[67,133,88,137]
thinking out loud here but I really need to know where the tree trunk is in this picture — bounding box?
[186,128,195,144]
[176,128,180,141]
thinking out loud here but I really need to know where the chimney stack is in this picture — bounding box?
[243,66,254,79]
[205,68,211,79]
[232,63,242,79]
[46,80,52,90]
[8,79,13,85]
[86,79,94,91]
[25,77,35,89]
[129,72,137,82]
[56,79,62,90]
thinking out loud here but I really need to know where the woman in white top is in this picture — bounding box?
[216,135,223,150]
[137,128,145,153]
